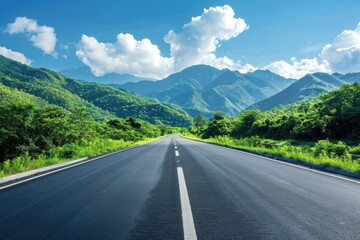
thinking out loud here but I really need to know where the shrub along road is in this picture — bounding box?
[0,135,359,239]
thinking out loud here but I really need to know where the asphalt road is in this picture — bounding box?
[1,135,360,239]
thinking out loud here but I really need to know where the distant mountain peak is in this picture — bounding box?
[247,72,360,111]
[60,66,153,84]
[117,65,294,117]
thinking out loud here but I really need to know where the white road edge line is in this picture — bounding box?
[0,149,130,190]
[184,138,360,185]
[177,167,197,240]
[175,150,180,157]
[0,137,167,190]
[241,151,360,185]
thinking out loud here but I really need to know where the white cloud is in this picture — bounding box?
[164,5,248,71]
[239,63,258,73]
[320,22,360,73]
[264,57,331,79]
[0,46,31,65]
[265,22,360,79]
[76,34,173,79]
[6,17,57,55]
[76,5,250,79]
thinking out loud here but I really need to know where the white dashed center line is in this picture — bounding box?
[173,138,197,240]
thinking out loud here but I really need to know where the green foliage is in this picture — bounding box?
[227,83,360,141]
[193,115,206,128]
[202,112,232,138]
[0,101,169,164]
[313,140,350,159]
[231,110,263,137]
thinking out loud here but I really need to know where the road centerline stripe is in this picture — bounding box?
[177,166,197,240]
[175,150,179,157]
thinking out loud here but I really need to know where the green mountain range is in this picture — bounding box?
[248,72,360,111]
[0,55,192,127]
[116,65,295,117]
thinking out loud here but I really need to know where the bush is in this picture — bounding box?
[313,140,350,159]
[57,144,79,159]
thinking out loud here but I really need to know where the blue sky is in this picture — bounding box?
[1,0,360,79]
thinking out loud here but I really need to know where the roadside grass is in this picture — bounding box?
[350,145,360,155]
[182,134,360,173]
[0,137,161,177]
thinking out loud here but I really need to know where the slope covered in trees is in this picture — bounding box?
[0,55,192,126]
[248,72,360,111]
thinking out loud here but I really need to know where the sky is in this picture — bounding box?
[0,0,360,79]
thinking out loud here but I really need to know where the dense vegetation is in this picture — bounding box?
[0,101,179,176]
[0,55,192,126]
[188,83,360,172]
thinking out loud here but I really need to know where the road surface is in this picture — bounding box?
[1,135,360,239]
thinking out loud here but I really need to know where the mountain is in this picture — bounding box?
[248,72,360,111]
[0,55,192,126]
[61,66,153,84]
[116,65,295,117]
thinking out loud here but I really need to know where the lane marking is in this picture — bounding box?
[227,148,360,185]
[0,136,170,191]
[175,150,179,157]
[175,146,178,149]
[177,167,197,240]
[182,137,360,185]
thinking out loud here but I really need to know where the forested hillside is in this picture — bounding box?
[0,55,192,126]
[248,72,360,111]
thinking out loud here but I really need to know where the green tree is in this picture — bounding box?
[231,110,263,137]
[0,103,34,161]
[193,115,207,128]
[202,112,232,138]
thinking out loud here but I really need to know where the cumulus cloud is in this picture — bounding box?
[164,5,248,71]
[265,57,331,79]
[0,46,31,65]
[320,22,360,73]
[76,34,173,79]
[239,63,258,73]
[6,17,57,55]
[265,22,360,79]
[76,5,249,79]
